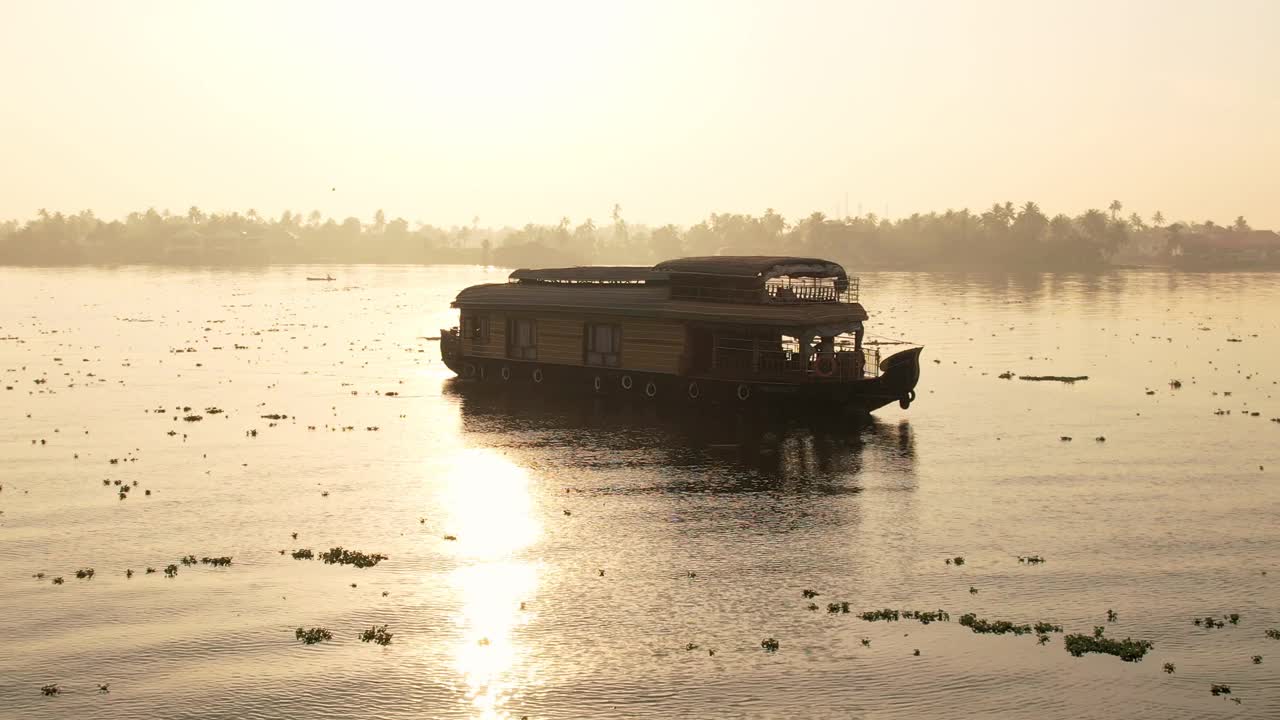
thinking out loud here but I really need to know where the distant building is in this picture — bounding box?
[1170,230,1280,269]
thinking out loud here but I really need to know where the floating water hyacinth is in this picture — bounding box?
[180,555,198,566]
[291,548,314,560]
[200,556,232,567]
[163,564,179,577]
[40,684,60,696]
[74,568,95,579]
[359,625,393,646]
[319,547,388,568]
[1163,662,1176,674]
[295,627,333,645]
[801,589,819,599]
[760,638,780,652]
[958,614,1032,636]
[1063,629,1153,662]
[1210,684,1231,696]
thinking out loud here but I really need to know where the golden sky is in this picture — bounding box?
[2,0,1277,227]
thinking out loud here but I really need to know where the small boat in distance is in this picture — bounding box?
[306,274,336,281]
[440,256,923,415]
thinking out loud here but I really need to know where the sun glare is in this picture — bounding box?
[439,449,543,718]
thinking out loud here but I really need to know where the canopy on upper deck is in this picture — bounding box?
[654,256,846,281]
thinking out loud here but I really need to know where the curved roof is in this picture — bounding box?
[453,283,866,326]
[509,266,665,283]
[653,256,845,279]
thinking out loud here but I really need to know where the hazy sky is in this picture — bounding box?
[2,0,1277,228]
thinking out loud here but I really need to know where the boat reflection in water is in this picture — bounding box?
[443,378,916,491]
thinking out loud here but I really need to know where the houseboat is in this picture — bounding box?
[440,256,922,414]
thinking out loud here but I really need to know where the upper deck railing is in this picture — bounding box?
[670,276,860,305]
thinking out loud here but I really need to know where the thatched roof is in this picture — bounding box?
[509,266,665,283]
[454,283,866,326]
[654,256,846,279]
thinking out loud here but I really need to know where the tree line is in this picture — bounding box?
[0,202,1263,270]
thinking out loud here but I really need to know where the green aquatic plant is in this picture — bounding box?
[125,569,133,578]
[860,638,871,647]
[182,415,202,422]
[1163,662,1175,674]
[1018,555,1046,564]
[75,568,95,580]
[946,556,965,566]
[145,567,156,574]
[1036,634,1050,645]
[1033,622,1063,634]
[1106,609,1117,622]
[913,648,920,656]
[1227,613,1240,625]
[958,614,1031,636]
[295,627,333,645]
[1063,630,1153,662]
[291,548,314,560]
[1267,628,1280,640]
[180,555,198,566]
[319,547,388,568]
[359,625,394,646]
[761,638,780,652]
[163,564,179,577]
[858,609,899,622]
[1210,684,1231,696]
[827,602,850,614]
[1198,616,1226,629]
[52,577,64,585]
[40,684,60,696]
[201,556,232,567]
[801,589,819,599]
[806,603,819,611]
[1252,655,1262,664]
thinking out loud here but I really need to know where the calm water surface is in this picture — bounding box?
[1,265,1278,719]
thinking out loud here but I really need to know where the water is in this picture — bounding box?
[1,265,1278,719]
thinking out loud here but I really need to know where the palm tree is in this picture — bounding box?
[1108,200,1122,221]
[1152,211,1165,228]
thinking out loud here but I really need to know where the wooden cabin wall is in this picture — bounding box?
[457,308,685,374]
[616,318,684,374]
[536,317,585,365]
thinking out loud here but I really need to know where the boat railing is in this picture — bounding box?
[710,340,878,381]
[671,276,859,305]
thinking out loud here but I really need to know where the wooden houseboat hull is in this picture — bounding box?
[441,344,922,415]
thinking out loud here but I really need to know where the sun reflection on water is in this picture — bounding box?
[441,450,542,719]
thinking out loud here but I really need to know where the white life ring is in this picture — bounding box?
[737,384,751,401]
[593,376,603,391]
[621,375,633,390]
[500,366,511,381]
[687,382,700,399]
[463,362,476,378]
[532,368,544,383]
[644,381,657,398]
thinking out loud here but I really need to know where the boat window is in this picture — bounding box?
[507,318,537,360]
[461,313,490,343]
[585,323,621,367]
